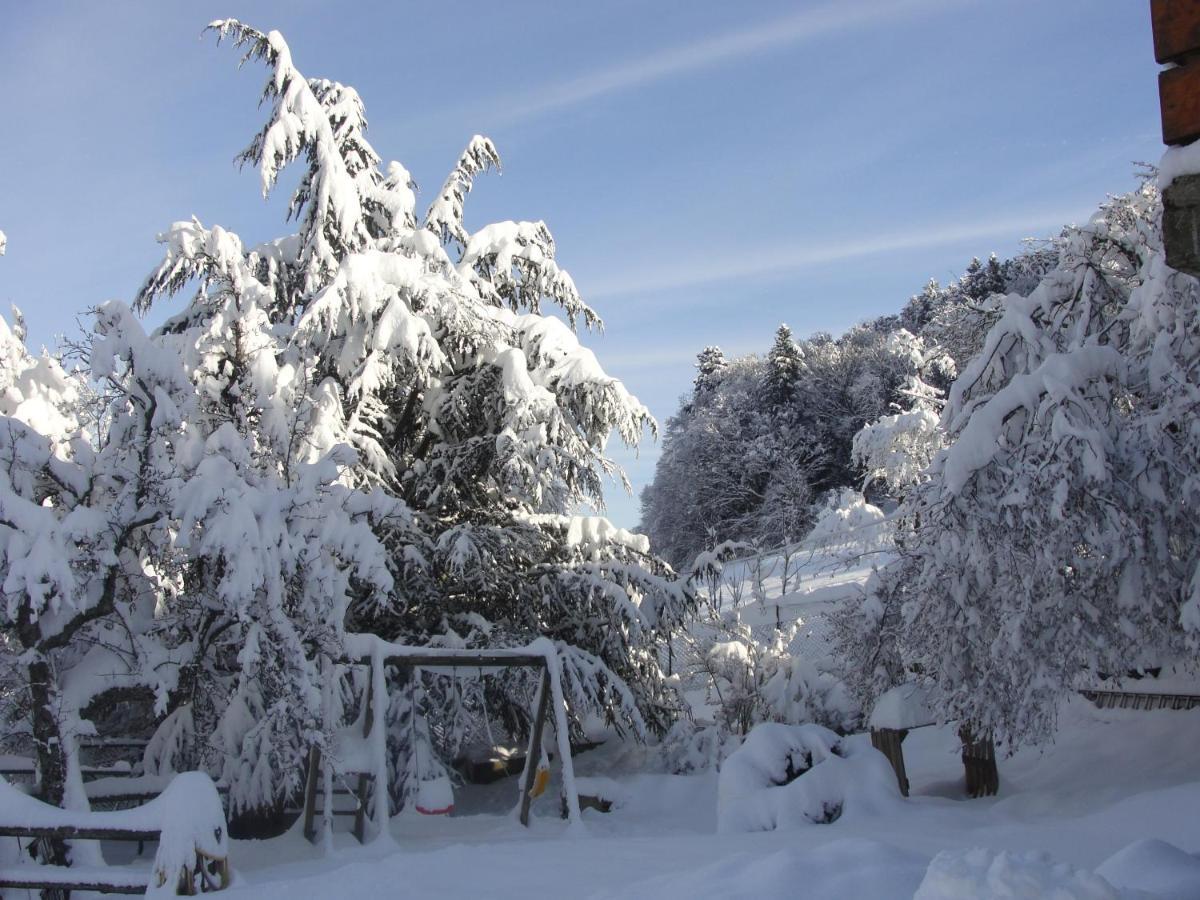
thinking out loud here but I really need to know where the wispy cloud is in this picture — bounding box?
[488,0,968,124]
[599,342,762,372]
[581,204,1086,300]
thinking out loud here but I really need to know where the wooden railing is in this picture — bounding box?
[1079,689,1200,711]
[0,772,231,896]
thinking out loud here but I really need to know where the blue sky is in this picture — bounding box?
[0,1,1162,527]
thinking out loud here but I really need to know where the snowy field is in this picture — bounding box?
[213,700,1200,899]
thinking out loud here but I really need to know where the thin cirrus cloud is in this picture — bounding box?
[580,204,1087,301]
[485,0,972,124]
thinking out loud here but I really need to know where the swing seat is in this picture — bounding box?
[528,762,551,799]
[415,774,454,815]
[455,743,526,784]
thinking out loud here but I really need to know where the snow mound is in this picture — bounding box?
[589,838,928,900]
[716,723,901,833]
[1095,839,1200,900]
[574,776,631,809]
[914,848,1122,900]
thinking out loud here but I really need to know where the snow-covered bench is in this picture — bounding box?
[868,684,998,799]
[0,771,231,896]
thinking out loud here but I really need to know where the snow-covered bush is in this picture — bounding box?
[716,722,901,833]
[682,605,857,742]
[851,392,944,497]
[660,719,739,774]
[827,567,907,715]
[804,489,891,559]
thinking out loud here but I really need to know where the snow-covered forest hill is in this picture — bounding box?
[639,243,1056,570]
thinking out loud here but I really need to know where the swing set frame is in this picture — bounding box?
[301,646,581,843]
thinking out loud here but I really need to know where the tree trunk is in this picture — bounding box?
[27,656,71,872]
[959,725,999,798]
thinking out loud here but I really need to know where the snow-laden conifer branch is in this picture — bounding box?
[424,135,501,251]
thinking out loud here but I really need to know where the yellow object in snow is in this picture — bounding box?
[529,762,551,798]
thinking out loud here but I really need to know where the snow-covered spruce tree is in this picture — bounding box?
[134,21,692,778]
[693,345,728,397]
[876,176,1200,744]
[764,324,803,408]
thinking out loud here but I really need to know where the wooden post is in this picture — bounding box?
[518,665,552,827]
[353,671,375,843]
[302,746,322,843]
[870,727,910,797]
[352,774,369,844]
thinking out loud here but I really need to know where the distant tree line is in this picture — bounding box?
[640,248,1057,570]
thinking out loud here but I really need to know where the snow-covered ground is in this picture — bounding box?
[214,699,1200,899]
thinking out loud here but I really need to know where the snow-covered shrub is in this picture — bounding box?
[804,489,891,559]
[686,609,858,740]
[716,723,901,833]
[759,654,857,733]
[851,396,943,497]
[660,719,738,774]
[145,772,230,897]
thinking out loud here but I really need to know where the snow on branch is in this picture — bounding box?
[424,135,501,251]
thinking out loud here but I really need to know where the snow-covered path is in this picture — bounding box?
[220,701,1200,899]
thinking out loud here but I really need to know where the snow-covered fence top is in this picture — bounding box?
[0,770,230,896]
